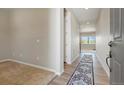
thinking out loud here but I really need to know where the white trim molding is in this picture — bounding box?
[96,55,109,77]
[0,59,61,75]
[71,54,80,63]
[0,59,11,63]
[66,54,79,64]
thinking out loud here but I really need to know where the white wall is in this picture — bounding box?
[96,8,110,77]
[71,13,80,62]
[0,9,11,60]
[64,9,80,64]
[0,9,64,75]
[80,23,96,33]
[64,10,72,63]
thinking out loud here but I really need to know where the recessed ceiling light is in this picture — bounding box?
[84,8,88,10]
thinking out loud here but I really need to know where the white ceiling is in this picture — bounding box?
[70,8,100,24]
[69,8,100,33]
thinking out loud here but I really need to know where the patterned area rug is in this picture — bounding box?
[81,55,93,63]
[67,55,94,85]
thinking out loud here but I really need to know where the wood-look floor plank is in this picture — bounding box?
[0,61,55,85]
[49,53,109,85]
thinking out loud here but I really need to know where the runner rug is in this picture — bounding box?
[67,55,94,85]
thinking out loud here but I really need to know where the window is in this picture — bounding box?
[81,37,88,44]
[81,36,96,44]
[89,36,96,44]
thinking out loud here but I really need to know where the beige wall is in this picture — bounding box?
[96,8,110,76]
[10,9,50,68]
[0,9,11,60]
[0,9,64,75]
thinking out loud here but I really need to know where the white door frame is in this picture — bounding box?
[59,8,64,75]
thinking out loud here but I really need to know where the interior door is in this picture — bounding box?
[109,8,124,84]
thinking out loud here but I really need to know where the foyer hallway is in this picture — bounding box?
[49,52,109,85]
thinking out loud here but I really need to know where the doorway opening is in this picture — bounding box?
[63,8,109,85]
[80,32,96,56]
[50,8,109,85]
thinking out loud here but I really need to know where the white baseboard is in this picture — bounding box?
[96,55,109,77]
[0,59,61,75]
[55,72,63,76]
[0,59,11,63]
[66,54,79,64]
[71,54,79,63]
